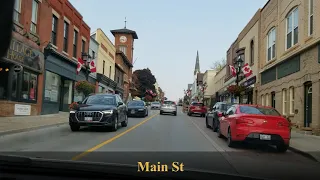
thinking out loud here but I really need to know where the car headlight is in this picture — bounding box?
[102,110,113,114]
[70,111,76,114]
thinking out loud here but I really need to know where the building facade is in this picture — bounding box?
[91,28,116,94]
[115,50,133,101]
[40,0,92,114]
[88,36,98,94]
[191,51,201,101]
[0,0,46,116]
[202,70,217,106]
[213,65,226,103]
[258,0,320,131]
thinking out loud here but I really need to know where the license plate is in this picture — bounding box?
[131,110,135,114]
[260,134,271,140]
[84,117,93,121]
[195,107,200,110]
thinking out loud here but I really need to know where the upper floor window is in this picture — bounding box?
[51,15,58,46]
[13,0,21,23]
[119,46,127,56]
[102,60,105,75]
[308,0,314,36]
[109,66,112,78]
[63,21,69,52]
[30,0,39,33]
[250,40,254,65]
[267,28,276,61]
[286,8,299,49]
[92,50,95,59]
[73,30,78,58]
[81,40,86,54]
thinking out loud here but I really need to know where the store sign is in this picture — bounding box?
[14,104,31,116]
[241,76,256,87]
[6,38,44,72]
[13,65,23,73]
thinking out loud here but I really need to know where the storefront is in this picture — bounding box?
[96,73,117,94]
[0,37,44,116]
[42,49,96,114]
[240,76,256,104]
[115,85,124,99]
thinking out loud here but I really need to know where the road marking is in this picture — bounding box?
[71,113,159,161]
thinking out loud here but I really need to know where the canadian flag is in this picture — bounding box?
[76,58,84,74]
[229,65,237,77]
[89,60,97,73]
[241,63,253,78]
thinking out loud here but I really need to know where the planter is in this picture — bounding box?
[227,85,246,95]
[69,102,79,110]
[75,81,95,97]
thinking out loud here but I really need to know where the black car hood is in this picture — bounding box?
[127,106,145,109]
[78,104,116,111]
[0,154,266,180]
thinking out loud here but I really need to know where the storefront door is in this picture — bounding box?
[59,79,73,112]
[304,83,312,127]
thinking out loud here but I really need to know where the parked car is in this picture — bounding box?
[127,100,148,117]
[160,100,177,116]
[69,94,128,132]
[206,102,232,132]
[150,101,161,109]
[217,104,291,152]
[187,102,207,117]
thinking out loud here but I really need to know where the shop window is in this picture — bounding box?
[265,93,269,106]
[0,63,10,99]
[271,91,276,108]
[74,88,84,102]
[282,89,287,115]
[44,70,60,102]
[261,95,264,106]
[289,87,295,114]
[21,71,37,102]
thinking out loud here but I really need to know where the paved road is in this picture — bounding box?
[0,107,319,179]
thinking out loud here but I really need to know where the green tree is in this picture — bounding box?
[132,68,157,97]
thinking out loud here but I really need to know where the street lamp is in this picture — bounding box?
[235,55,244,86]
[81,52,92,81]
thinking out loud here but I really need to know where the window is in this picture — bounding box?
[44,71,61,102]
[282,89,287,115]
[102,61,105,75]
[109,66,111,78]
[30,0,39,33]
[267,28,276,61]
[119,46,127,55]
[289,87,295,114]
[117,76,120,83]
[92,50,95,59]
[261,95,265,106]
[51,15,58,46]
[271,91,276,108]
[21,71,38,102]
[239,106,281,116]
[81,40,86,54]
[73,30,78,58]
[286,8,299,49]
[63,21,69,52]
[250,40,254,65]
[308,0,314,36]
[265,93,269,106]
[13,0,21,22]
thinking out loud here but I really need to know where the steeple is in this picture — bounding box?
[194,50,200,75]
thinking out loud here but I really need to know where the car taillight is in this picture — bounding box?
[236,119,253,124]
[190,106,195,109]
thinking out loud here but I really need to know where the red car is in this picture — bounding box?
[217,104,291,152]
[187,102,207,117]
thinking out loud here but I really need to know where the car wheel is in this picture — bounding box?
[276,144,289,153]
[187,112,191,116]
[173,112,177,116]
[111,117,118,132]
[70,124,80,132]
[160,111,163,115]
[121,114,128,127]
[205,117,210,128]
[227,127,235,147]
[217,122,223,138]
[145,110,148,117]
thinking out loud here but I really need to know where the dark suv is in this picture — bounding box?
[205,102,231,132]
[69,94,128,132]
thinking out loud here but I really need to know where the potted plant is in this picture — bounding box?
[227,85,246,96]
[69,102,79,110]
[75,81,95,97]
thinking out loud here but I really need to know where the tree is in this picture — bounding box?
[211,58,226,71]
[132,68,157,97]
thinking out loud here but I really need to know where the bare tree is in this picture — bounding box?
[211,58,226,71]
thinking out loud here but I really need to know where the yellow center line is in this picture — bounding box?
[71,113,159,161]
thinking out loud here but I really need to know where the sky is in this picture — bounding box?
[70,0,268,101]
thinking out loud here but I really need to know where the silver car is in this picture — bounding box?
[160,100,177,116]
[150,101,161,109]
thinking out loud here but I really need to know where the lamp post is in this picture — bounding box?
[235,55,244,86]
[81,52,92,81]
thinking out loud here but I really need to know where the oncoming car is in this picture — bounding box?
[69,94,128,132]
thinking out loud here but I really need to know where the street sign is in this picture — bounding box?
[13,65,23,73]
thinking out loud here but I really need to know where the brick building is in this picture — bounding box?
[258,0,320,132]
[0,0,47,116]
[39,0,92,114]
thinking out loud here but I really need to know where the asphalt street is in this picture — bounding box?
[0,107,319,179]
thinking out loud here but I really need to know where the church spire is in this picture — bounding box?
[194,50,200,75]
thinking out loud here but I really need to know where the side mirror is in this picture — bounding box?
[118,102,123,106]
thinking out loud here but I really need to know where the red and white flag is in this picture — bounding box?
[76,58,84,74]
[89,60,97,73]
[229,65,237,77]
[241,63,253,78]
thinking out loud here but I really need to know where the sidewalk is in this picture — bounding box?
[0,112,69,136]
[289,130,320,162]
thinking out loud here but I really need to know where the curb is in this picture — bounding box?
[0,122,68,136]
[288,146,319,163]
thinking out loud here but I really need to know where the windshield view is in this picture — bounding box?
[0,0,319,179]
